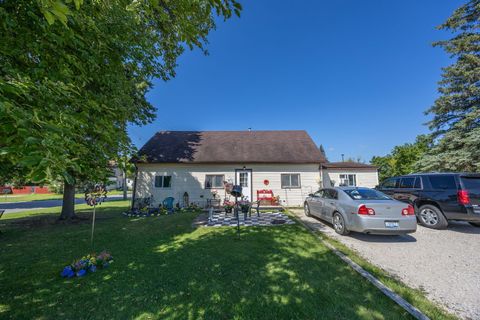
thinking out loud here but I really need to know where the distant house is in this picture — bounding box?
[321,162,379,188]
[107,164,133,191]
[131,130,378,207]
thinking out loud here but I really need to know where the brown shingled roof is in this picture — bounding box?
[321,161,377,170]
[134,130,325,164]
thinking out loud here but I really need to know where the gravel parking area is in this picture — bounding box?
[292,209,480,320]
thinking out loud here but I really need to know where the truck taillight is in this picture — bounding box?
[457,190,470,205]
[358,205,375,215]
[402,204,415,216]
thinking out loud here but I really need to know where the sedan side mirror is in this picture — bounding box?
[308,193,314,197]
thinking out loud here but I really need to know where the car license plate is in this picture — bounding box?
[385,221,399,228]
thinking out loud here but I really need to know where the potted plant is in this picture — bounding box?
[223,199,234,213]
[238,199,251,214]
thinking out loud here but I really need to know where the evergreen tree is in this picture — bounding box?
[318,144,328,161]
[372,135,431,181]
[417,0,480,172]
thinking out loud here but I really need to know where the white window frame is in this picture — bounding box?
[154,175,172,188]
[281,173,301,189]
[339,174,356,187]
[205,174,225,189]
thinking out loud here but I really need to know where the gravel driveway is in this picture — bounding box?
[292,209,480,320]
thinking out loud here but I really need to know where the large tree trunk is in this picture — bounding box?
[60,182,76,220]
[122,168,128,200]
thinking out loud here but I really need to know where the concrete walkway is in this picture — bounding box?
[291,209,480,320]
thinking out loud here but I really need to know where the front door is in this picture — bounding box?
[235,169,252,201]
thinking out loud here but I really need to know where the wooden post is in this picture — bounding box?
[235,196,240,237]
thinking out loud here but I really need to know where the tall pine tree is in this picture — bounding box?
[318,144,328,161]
[417,0,480,172]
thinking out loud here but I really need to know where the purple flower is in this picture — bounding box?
[76,269,87,277]
[61,266,74,278]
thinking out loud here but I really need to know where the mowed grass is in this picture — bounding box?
[1,200,128,220]
[0,190,127,203]
[0,202,415,319]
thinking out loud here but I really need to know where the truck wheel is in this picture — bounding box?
[469,222,480,227]
[418,205,448,229]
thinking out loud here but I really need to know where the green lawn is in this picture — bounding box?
[0,203,450,319]
[0,190,128,203]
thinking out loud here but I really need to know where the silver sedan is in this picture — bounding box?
[304,187,417,235]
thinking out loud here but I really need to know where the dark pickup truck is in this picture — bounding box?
[376,173,480,229]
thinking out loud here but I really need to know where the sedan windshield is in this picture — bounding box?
[344,188,390,200]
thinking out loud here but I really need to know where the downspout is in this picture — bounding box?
[131,164,138,210]
[319,164,324,188]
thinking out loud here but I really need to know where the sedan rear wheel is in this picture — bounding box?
[418,205,448,229]
[304,203,311,217]
[333,212,349,235]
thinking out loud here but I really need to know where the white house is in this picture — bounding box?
[131,130,378,207]
[321,162,379,188]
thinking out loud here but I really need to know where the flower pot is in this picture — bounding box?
[241,206,250,214]
[225,207,233,213]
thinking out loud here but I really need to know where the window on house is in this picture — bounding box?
[339,174,356,187]
[281,174,301,188]
[238,172,249,187]
[205,175,224,189]
[155,175,172,188]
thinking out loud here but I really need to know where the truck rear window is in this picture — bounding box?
[461,177,480,190]
[428,176,457,190]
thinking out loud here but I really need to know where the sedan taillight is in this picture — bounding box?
[358,204,375,215]
[402,204,415,216]
[457,190,470,205]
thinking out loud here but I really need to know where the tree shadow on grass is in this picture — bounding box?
[0,212,412,320]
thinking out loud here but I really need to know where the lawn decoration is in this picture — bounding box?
[61,251,113,278]
[84,184,107,250]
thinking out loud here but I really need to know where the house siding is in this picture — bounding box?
[134,163,320,207]
[322,169,379,188]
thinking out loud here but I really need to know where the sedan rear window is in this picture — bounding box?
[344,189,391,200]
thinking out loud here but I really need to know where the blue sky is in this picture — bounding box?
[128,0,463,162]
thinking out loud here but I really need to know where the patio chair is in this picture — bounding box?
[162,197,175,214]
